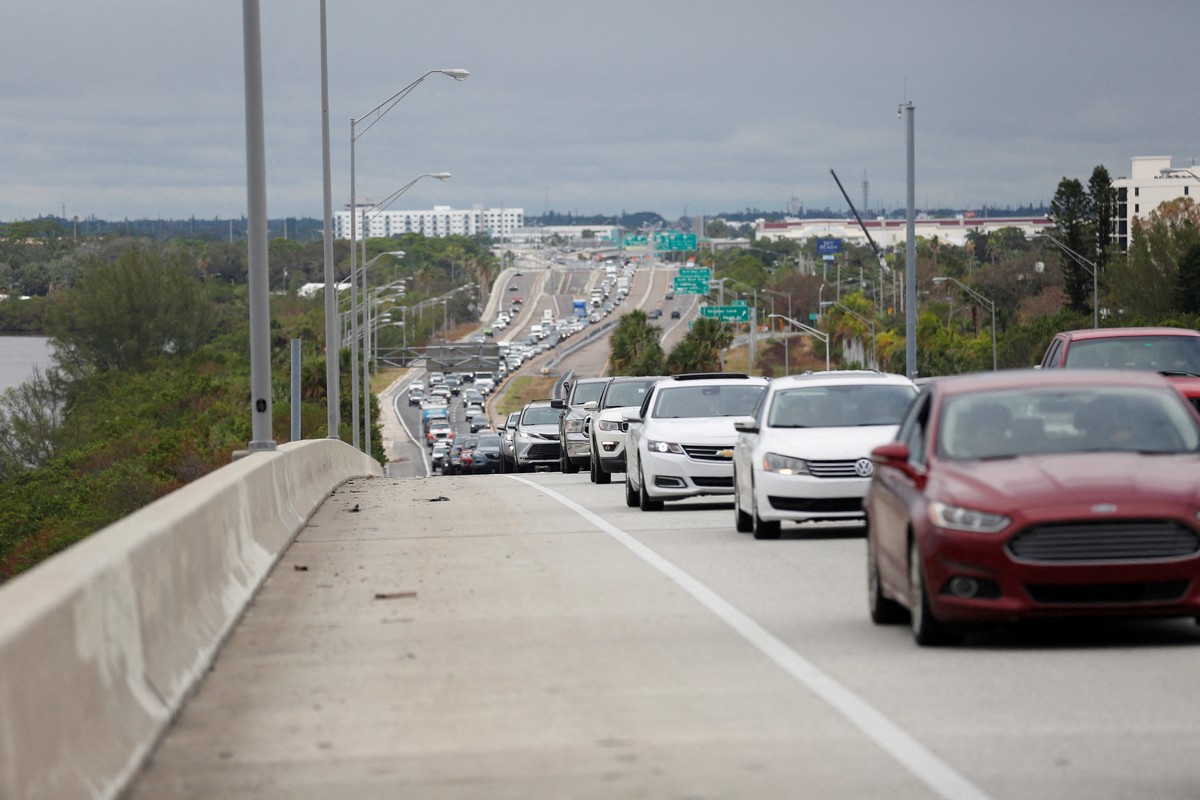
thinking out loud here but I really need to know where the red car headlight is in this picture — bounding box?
[928,501,1010,534]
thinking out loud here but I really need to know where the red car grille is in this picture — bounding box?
[1007,521,1200,563]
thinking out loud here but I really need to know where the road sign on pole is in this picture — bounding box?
[700,305,750,322]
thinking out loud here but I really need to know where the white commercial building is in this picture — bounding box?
[1113,156,1199,252]
[755,215,1051,249]
[334,204,524,241]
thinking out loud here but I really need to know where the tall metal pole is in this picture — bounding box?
[348,123,360,449]
[361,229,371,457]
[242,0,275,452]
[319,0,339,440]
[903,101,917,379]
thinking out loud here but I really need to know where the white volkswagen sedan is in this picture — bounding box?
[732,370,917,539]
[624,374,769,511]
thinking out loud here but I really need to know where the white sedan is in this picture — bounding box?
[732,370,917,539]
[624,374,769,511]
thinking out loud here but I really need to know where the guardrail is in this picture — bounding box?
[0,440,381,800]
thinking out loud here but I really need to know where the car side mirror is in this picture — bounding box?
[583,400,598,411]
[621,408,642,423]
[732,416,758,433]
[550,398,565,409]
[870,441,910,467]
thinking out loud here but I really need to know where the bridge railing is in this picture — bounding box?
[0,439,381,800]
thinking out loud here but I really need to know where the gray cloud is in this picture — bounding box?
[2,0,1197,222]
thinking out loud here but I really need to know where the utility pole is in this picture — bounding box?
[902,101,917,380]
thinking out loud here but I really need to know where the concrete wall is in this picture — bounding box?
[0,439,381,800]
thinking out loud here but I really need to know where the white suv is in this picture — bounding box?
[587,375,661,483]
[624,374,769,511]
[732,371,917,539]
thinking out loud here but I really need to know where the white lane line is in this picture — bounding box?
[507,476,993,800]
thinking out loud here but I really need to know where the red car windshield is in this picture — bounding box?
[938,387,1200,460]
[1066,335,1200,374]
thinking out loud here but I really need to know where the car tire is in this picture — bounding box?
[751,480,780,539]
[624,470,639,507]
[733,471,753,533]
[594,452,611,485]
[562,452,579,474]
[909,537,960,646]
[867,534,907,625]
[589,453,599,483]
[638,466,663,511]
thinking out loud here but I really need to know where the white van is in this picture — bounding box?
[542,309,554,324]
[530,324,544,339]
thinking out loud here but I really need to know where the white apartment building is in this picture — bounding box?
[1113,156,1199,251]
[333,204,524,241]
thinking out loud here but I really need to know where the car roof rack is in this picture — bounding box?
[670,372,750,381]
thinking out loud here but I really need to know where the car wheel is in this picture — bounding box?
[909,537,960,646]
[733,470,753,533]
[751,479,780,539]
[594,452,611,485]
[867,533,907,625]
[562,452,579,474]
[589,452,599,483]
[638,466,663,511]
[624,469,639,507]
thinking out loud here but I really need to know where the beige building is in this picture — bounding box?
[755,215,1050,249]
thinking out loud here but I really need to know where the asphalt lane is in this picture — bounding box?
[124,467,1200,799]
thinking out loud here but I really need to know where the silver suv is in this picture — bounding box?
[514,400,564,472]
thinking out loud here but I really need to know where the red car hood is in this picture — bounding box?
[933,453,1200,514]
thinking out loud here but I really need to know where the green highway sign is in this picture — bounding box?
[678,266,711,279]
[700,305,751,322]
[655,232,698,252]
[623,235,649,247]
[730,299,748,307]
[672,277,709,294]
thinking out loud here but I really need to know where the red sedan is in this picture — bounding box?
[865,369,1200,645]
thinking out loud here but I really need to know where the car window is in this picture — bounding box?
[651,384,766,419]
[1041,338,1063,368]
[521,406,562,425]
[1065,336,1200,373]
[766,384,915,428]
[603,380,655,408]
[572,381,608,405]
[937,386,1200,460]
[897,392,931,466]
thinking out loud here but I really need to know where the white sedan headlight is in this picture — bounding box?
[928,502,1011,534]
[761,453,810,475]
[597,418,622,431]
[646,439,684,455]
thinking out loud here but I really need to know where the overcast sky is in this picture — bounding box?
[3,1,1197,223]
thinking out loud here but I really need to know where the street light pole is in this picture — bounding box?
[349,69,468,453]
[318,0,339,440]
[763,289,792,375]
[1028,232,1098,329]
[933,276,996,371]
[768,314,830,371]
[822,301,877,369]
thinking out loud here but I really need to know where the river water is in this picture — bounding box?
[0,336,54,395]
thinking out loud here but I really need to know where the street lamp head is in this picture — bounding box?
[932,276,949,285]
[385,250,406,258]
[429,172,452,181]
[437,68,470,81]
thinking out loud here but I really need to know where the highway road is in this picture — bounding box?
[124,466,1200,799]
[124,253,1200,798]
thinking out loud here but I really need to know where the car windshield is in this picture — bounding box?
[521,406,562,425]
[1065,335,1200,374]
[603,380,655,409]
[572,381,607,405]
[651,384,765,419]
[938,386,1200,460]
[767,384,915,428]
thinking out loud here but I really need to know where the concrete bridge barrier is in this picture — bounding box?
[0,439,381,800]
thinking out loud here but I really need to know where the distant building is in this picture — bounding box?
[755,215,1050,249]
[1112,156,1199,252]
[334,204,523,241]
